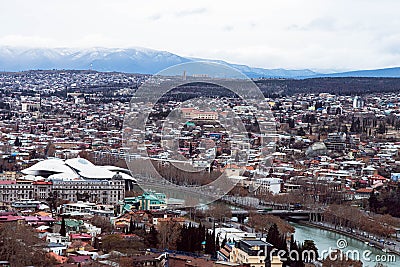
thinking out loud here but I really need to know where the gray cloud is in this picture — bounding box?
[175,7,207,17]
[288,17,337,31]
[148,14,162,21]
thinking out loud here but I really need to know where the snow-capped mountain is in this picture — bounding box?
[1,46,398,78]
[0,46,318,78]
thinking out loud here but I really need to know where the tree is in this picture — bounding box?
[60,216,66,237]
[204,228,217,256]
[297,127,306,136]
[289,235,304,267]
[221,234,228,249]
[302,240,318,262]
[101,234,123,252]
[90,216,113,233]
[207,203,232,223]
[146,226,158,248]
[14,136,22,147]
[44,141,56,157]
[0,223,57,266]
[129,217,135,234]
[158,220,182,250]
[249,213,294,237]
[377,123,386,135]
[177,223,207,253]
[101,234,146,254]
[322,250,362,267]
[369,190,379,213]
[266,223,286,250]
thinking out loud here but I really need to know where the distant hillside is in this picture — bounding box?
[1,46,400,78]
[0,46,318,78]
[256,77,400,95]
[319,67,400,78]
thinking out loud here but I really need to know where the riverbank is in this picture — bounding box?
[296,221,400,257]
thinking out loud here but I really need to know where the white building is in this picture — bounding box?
[353,96,364,109]
[214,227,257,244]
[53,179,124,205]
[254,178,283,194]
[46,242,67,256]
[0,178,124,205]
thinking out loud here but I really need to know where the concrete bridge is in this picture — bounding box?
[231,209,323,223]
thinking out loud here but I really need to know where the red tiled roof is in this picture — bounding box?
[48,252,68,264]
[0,180,16,185]
[369,175,387,180]
[32,181,53,185]
[356,188,373,194]
[70,233,92,239]
[68,255,91,263]
[0,215,24,222]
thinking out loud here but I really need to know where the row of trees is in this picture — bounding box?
[157,220,221,256]
[248,213,295,237]
[324,204,399,237]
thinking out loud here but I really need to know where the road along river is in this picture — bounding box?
[292,222,399,267]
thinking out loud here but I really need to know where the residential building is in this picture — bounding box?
[123,192,167,211]
[230,239,273,267]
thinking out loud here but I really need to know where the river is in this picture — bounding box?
[292,223,400,267]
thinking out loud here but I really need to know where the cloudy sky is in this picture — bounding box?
[1,0,400,71]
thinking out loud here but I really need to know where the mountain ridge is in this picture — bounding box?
[0,46,399,78]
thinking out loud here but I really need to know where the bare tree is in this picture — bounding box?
[90,215,113,233]
[248,213,294,237]
[157,220,182,250]
[0,222,57,266]
[207,203,232,223]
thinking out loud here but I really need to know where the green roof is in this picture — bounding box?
[56,219,83,228]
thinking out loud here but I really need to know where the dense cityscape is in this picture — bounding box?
[1,70,400,266]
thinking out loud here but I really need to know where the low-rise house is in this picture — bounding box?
[46,242,67,256]
[355,187,374,199]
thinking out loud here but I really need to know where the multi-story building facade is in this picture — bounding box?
[52,179,125,205]
[0,178,124,205]
[230,239,273,267]
[0,180,34,203]
[181,108,218,120]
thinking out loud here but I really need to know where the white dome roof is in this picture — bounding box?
[22,157,135,181]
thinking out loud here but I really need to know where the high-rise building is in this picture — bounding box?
[353,96,364,109]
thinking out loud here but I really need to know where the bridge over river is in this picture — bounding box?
[230,209,322,223]
[134,176,322,223]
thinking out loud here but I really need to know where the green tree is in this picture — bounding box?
[146,226,158,248]
[369,190,379,213]
[60,216,66,237]
[14,137,22,147]
[289,235,304,267]
[266,224,281,248]
[129,217,135,234]
[302,240,318,262]
[377,123,386,135]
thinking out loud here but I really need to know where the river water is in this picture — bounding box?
[292,223,399,267]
